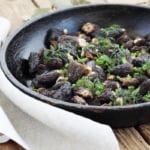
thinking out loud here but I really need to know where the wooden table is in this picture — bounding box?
[0,0,150,149]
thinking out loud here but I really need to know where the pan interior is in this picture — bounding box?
[4,5,150,93]
[2,4,150,127]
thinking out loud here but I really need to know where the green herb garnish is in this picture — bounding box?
[142,60,150,71]
[100,24,121,37]
[110,45,130,65]
[113,87,142,105]
[96,55,112,67]
[144,91,150,101]
[72,77,105,96]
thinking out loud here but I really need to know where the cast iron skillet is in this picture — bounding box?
[1,4,150,128]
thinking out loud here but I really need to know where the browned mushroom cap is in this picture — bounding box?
[49,81,72,101]
[112,63,133,77]
[84,50,96,60]
[78,32,91,42]
[71,95,88,105]
[32,70,60,88]
[87,68,106,82]
[88,71,99,81]
[86,60,106,81]
[58,35,79,57]
[140,79,150,95]
[134,37,145,46]
[124,40,134,49]
[107,75,116,80]
[136,75,149,84]
[103,80,120,90]
[35,64,48,75]
[130,45,148,52]
[68,61,90,83]
[81,22,97,34]
[132,54,150,67]
[51,80,67,90]
[28,52,41,74]
[46,57,64,70]
[50,40,58,49]
[58,34,87,46]
[37,88,52,97]
[130,45,140,52]
[94,66,106,82]
[116,33,131,44]
[44,28,63,48]
[94,88,113,105]
[118,77,139,87]
[73,87,93,99]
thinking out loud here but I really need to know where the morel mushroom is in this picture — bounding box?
[73,87,93,99]
[58,35,79,58]
[37,88,52,97]
[140,79,150,95]
[81,22,97,34]
[116,33,130,44]
[46,57,64,70]
[94,66,106,82]
[78,33,91,42]
[112,63,133,77]
[103,80,120,90]
[68,61,90,83]
[44,28,63,48]
[124,40,134,49]
[32,70,60,88]
[71,95,88,105]
[28,52,41,74]
[118,77,139,87]
[134,37,145,46]
[26,22,150,106]
[136,75,149,84]
[132,54,150,67]
[50,81,72,101]
[94,88,113,105]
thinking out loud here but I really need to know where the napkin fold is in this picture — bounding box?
[0,16,120,150]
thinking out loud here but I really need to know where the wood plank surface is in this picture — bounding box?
[0,140,24,150]
[0,0,150,150]
[114,128,150,150]
[137,123,150,145]
[33,0,52,8]
[0,0,36,32]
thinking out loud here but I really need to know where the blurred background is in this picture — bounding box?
[0,0,150,32]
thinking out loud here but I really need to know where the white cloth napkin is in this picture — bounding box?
[0,16,120,150]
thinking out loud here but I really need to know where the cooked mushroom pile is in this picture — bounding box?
[26,22,150,106]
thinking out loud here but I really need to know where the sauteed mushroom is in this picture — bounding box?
[32,70,60,88]
[26,22,150,106]
[112,63,133,77]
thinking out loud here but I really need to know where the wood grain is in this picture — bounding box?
[137,123,150,145]
[0,140,24,150]
[0,0,36,32]
[33,0,52,8]
[114,127,150,150]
